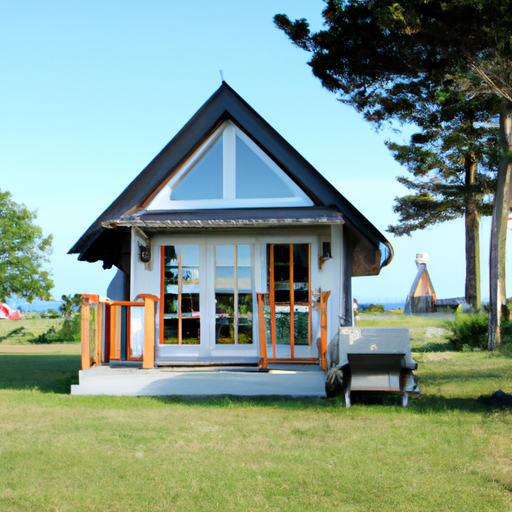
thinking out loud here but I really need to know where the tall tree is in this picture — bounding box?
[0,189,54,302]
[386,88,499,310]
[275,0,512,347]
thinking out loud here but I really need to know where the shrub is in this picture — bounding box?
[447,311,488,350]
[43,309,61,319]
[360,303,385,314]
[500,320,512,346]
[0,327,27,342]
[30,332,53,344]
[59,315,81,342]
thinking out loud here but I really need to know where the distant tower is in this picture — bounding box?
[415,253,429,266]
[405,253,436,314]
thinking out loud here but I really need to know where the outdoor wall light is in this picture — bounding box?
[319,241,331,269]
[139,243,151,263]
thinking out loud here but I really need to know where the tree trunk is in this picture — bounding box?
[464,151,481,310]
[489,99,512,350]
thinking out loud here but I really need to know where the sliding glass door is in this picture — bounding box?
[160,242,255,361]
[162,245,201,345]
[267,244,312,359]
[215,245,253,345]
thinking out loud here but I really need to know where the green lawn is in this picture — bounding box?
[0,317,64,344]
[0,315,511,511]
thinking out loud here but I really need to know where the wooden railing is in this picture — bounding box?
[319,291,331,371]
[257,294,268,369]
[256,290,330,370]
[80,294,159,371]
[81,291,328,371]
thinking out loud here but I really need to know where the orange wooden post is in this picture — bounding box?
[137,294,160,369]
[80,296,90,371]
[257,293,268,369]
[320,291,331,370]
[102,302,111,363]
[81,294,99,370]
[95,301,103,366]
[81,294,98,370]
[110,305,118,360]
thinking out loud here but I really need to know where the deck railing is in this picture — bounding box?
[256,291,330,370]
[80,294,159,371]
[80,291,329,371]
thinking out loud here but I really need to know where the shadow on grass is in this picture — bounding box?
[412,341,454,352]
[0,354,80,393]
[1,352,510,415]
[145,391,511,415]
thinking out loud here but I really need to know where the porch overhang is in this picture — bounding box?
[100,207,345,230]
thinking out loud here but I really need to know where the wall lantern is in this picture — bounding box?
[319,241,331,269]
[139,243,151,263]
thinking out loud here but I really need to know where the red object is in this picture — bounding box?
[0,303,21,320]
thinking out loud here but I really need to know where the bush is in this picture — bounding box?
[43,308,61,319]
[59,315,81,342]
[0,327,27,342]
[447,311,489,350]
[28,315,81,344]
[360,303,385,314]
[500,320,512,346]
[30,332,53,344]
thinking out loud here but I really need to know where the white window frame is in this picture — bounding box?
[147,121,313,211]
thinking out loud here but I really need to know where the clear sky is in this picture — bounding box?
[1,0,510,305]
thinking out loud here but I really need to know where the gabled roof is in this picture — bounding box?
[69,82,393,276]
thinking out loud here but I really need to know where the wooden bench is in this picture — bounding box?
[326,327,420,407]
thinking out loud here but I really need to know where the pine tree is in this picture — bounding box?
[275,0,512,346]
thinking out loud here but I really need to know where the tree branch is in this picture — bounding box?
[470,62,512,104]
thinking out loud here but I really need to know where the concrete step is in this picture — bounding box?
[72,365,326,397]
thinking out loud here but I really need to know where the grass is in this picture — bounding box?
[0,316,511,511]
[0,317,65,344]
[357,312,455,351]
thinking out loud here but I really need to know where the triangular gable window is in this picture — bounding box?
[235,135,294,199]
[147,121,313,210]
[172,136,223,200]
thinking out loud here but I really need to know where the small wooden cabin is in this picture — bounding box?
[69,83,393,370]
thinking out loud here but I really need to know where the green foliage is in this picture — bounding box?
[386,90,498,236]
[55,294,82,342]
[59,294,82,320]
[0,326,26,342]
[275,0,512,316]
[0,189,54,302]
[28,317,80,344]
[447,311,489,350]
[0,318,62,344]
[55,314,81,342]
[42,308,61,319]
[23,299,81,344]
[500,320,512,346]
[360,303,385,313]
[31,331,54,344]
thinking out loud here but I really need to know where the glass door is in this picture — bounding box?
[162,245,201,345]
[215,245,253,345]
[160,242,257,362]
[268,244,311,359]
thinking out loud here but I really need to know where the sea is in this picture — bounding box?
[6,298,64,312]
[358,301,405,311]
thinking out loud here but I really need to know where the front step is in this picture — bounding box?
[267,358,319,365]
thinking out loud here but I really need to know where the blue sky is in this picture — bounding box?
[1,0,510,305]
